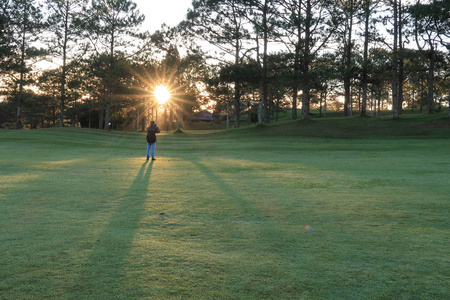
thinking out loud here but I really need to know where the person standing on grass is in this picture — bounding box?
[146,121,160,161]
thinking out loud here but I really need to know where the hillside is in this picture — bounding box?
[199,111,450,138]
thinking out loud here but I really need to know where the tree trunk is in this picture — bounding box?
[170,105,174,129]
[255,0,269,125]
[392,0,399,119]
[99,109,104,129]
[319,91,323,117]
[105,25,115,130]
[16,18,27,129]
[343,0,354,117]
[60,61,66,127]
[256,38,264,125]
[377,89,382,116]
[301,88,310,120]
[292,86,298,120]
[226,101,230,129]
[234,33,241,128]
[262,0,269,123]
[361,0,370,117]
[234,83,241,128]
[398,0,404,113]
[448,101,450,118]
[258,98,264,124]
[59,3,70,127]
[291,0,302,120]
[300,0,311,120]
[105,99,111,130]
[428,44,435,114]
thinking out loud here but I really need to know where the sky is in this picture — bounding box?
[133,0,193,32]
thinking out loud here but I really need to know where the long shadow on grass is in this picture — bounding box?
[67,161,153,299]
[190,160,297,250]
[191,160,257,218]
[191,160,316,296]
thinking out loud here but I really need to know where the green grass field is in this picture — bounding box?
[1,114,449,299]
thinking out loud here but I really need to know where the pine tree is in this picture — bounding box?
[8,0,44,128]
[45,0,89,127]
[85,0,146,130]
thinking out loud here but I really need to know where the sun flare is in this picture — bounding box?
[154,85,171,105]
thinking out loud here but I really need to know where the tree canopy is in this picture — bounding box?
[0,0,449,129]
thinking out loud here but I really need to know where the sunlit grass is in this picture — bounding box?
[0,127,449,299]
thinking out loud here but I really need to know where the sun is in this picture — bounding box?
[154,85,171,105]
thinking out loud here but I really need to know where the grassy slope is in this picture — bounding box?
[169,110,450,137]
[222,111,450,138]
[0,115,449,299]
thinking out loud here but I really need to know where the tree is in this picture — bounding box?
[311,53,340,117]
[359,0,381,116]
[410,0,450,114]
[368,47,391,115]
[334,0,364,117]
[188,0,254,127]
[278,0,338,120]
[85,0,146,130]
[155,44,205,128]
[0,0,15,75]
[145,25,208,127]
[204,66,234,128]
[38,68,63,126]
[250,0,279,124]
[45,0,89,127]
[391,0,400,118]
[397,0,406,114]
[265,53,292,120]
[8,0,44,128]
[379,0,409,118]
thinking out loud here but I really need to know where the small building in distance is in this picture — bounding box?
[190,110,214,122]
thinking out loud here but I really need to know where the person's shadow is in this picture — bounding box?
[68,162,153,298]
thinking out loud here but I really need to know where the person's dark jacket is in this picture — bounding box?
[146,124,160,143]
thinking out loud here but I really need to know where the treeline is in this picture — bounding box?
[0,0,449,130]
